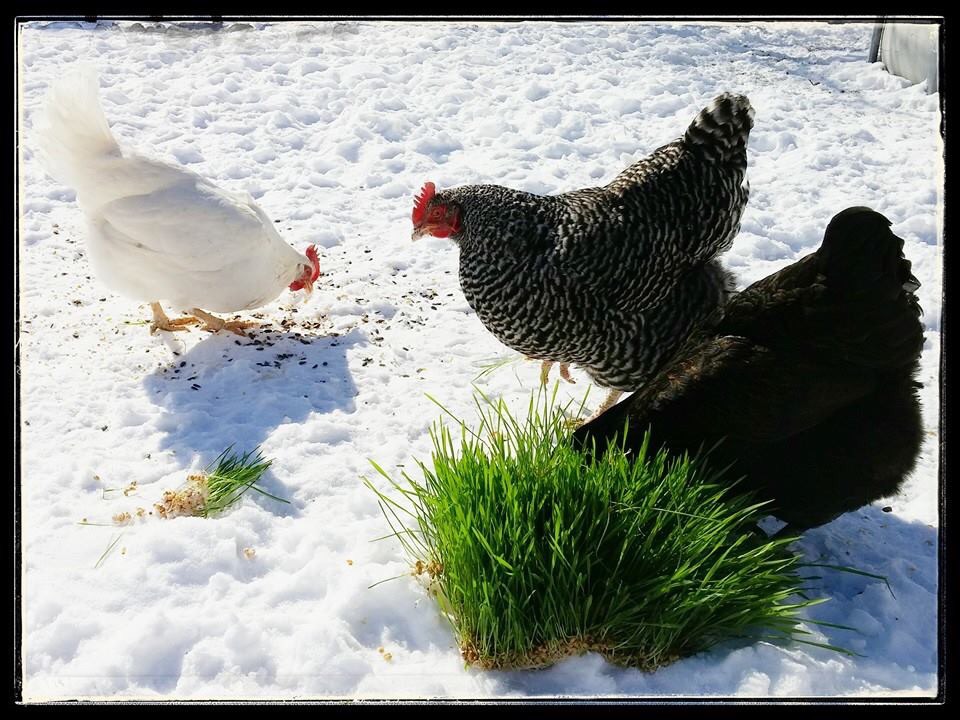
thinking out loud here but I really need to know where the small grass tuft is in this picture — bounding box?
[202,445,285,516]
[155,445,287,519]
[366,386,840,671]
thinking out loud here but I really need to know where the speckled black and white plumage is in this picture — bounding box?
[424,93,754,392]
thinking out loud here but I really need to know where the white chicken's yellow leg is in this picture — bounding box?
[150,302,198,334]
[190,308,257,337]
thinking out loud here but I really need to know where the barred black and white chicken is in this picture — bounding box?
[412,94,754,417]
[573,207,925,533]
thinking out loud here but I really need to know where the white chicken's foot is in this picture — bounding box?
[190,308,257,337]
[149,302,199,334]
[538,360,576,386]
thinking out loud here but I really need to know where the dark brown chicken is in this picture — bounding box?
[573,207,925,533]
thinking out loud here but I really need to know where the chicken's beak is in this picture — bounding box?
[303,277,315,295]
[411,226,427,241]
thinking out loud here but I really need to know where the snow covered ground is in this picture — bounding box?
[17,19,942,700]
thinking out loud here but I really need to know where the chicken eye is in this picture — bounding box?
[429,207,444,221]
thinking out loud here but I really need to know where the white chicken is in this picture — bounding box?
[34,67,320,336]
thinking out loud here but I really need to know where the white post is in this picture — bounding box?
[868,20,884,64]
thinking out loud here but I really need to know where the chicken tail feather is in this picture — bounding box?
[683,93,754,163]
[33,65,121,193]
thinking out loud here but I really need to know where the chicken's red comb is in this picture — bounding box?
[306,244,321,281]
[412,182,436,225]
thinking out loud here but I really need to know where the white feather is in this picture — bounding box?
[34,67,313,314]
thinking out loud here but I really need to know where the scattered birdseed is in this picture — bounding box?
[112,511,132,525]
[243,547,256,560]
[346,559,354,566]
[413,559,443,579]
[154,474,208,518]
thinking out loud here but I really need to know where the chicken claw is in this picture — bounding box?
[538,360,576,386]
[190,308,257,337]
[561,389,624,430]
[539,360,553,385]
[582,389,624,424]
[149,302,198,334]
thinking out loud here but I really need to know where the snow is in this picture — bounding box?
[17,20,942,700]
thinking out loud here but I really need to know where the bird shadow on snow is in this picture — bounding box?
[142,326,365,516]
[478,506,938,696]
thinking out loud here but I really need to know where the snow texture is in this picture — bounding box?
[17,20,942,700]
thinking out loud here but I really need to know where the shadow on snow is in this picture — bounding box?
[141,324,365,516]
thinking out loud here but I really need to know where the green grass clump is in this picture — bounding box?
[201,445,288,516]
[154,445,288,519]
[366,387,836,672]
